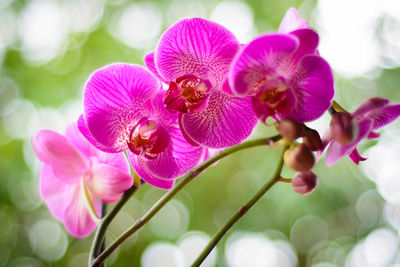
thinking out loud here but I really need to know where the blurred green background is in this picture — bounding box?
[1,0,400,266]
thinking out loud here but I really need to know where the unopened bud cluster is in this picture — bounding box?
[278,119,321,195]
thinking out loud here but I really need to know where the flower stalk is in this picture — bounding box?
[91,135,281,267]
[89,184,139,266]
[191,145,289,267]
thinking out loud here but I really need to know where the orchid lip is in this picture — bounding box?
[164,74,211,113]
[127,119,171,159]
[252,78,295,121]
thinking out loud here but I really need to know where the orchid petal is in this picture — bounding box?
[63,185,100,238]
[352,97,389,118]
[349,148,367,165]
[155,18,240,87]
[131,125,205,181]
[65,122,99,158]
[131,160,175,190]
[281,55,334,122]
[278,7,308,33]
[180,91,258,148]
[289,29,319,63]
[39,165,77,221]
[229,34,298,96]
[370,103,400,130]
[84,64,159,152]
[76,116,130,172]
[89,164,133,203]
[326,119,372,166]
[144,52,168,83]
[77,115,117,153]
[33,130,88,180]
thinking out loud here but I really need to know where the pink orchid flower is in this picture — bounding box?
[145,18,258,148]
[32,123,133,238]
[325,97,400,165]
[229,7,333,123]
[80,63,206,189]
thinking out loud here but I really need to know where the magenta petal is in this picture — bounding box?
[180,91,258,148]
[349,148,367,165]
[178,113,200,147]
[144,52,168,83]
[278,7,308,33]
[65,122,99,158]
[77,117,130,172]
[77,115,117,153]
[144,91,178,126]
[33,130,88,180]
[131,160,175,190]
[63,186,100,238]
[40,165,77,221]
[84,64,160,152]
[282,55,334,122]
[229,34,298,96]
[326,119,372,166]
[131,125,205,180]
[370,103,400,130]
[289,29,319,63]
[89,164,133,203]
[352,97,389,118]
[155,18,240,87]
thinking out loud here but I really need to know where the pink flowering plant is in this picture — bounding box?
[30,7,400,267]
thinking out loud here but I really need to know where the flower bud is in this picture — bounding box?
[278,118,303,141]
[302,129,323,151]
[330,112,358,145]
[291,171,318,195]
[284,144,315,172]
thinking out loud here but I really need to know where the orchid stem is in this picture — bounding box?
[91,135,282,267]
[88,184,139,266]
[191,145,289,267]
[278,176,292,183]
[98,204,107,267]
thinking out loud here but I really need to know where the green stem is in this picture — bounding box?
[88,185,138,266]
[191,145,289,267]
[92,135,281,267]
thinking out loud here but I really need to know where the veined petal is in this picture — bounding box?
[77,115,117,153]
[229,34,298,96]
[33,130,88,180]
[352,97,389,119]
[370,103,400,130]
[281,55,334,122]
[289,29,319,63]
[132,161,175,190]
[180,91,258,148]
[77,116,130,173]
[144,91,178,127]
[89,164,133,203]
[40,165,77,221]
[144,52,168,83]
[84,63,160,152]
[63,184,100,238]
[155,18,240,87]
[326,119,372,166]
[278,7,308,34]
[130,126,205,181]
